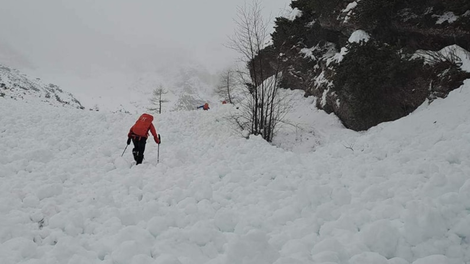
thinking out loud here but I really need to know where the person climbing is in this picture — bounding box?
[127,113,160,165]
[197,103,210,110]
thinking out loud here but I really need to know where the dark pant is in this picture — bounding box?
[131,137,147,164]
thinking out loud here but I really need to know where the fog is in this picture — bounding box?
[0,0,291,75]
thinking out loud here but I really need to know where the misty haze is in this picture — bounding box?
[1,1,470,264]
[0,0,289,111]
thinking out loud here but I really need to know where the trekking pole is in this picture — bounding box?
[121,145,128,157]
[157,134,161,164]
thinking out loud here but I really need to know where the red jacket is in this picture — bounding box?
[128,113,158,139]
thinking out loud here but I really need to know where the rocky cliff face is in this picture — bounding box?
[0,64,83,109]
[262,0,470,130]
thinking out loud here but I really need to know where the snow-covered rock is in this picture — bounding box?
[0,64,83,109]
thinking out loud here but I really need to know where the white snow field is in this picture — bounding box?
[1,81,470,264]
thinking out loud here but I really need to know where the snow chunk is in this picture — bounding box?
[403,201,447,246]
[459,179,470,205]
[131,254,155,264]
[37,183,63,200]
[349,30,370,43]
[359,220,400,258]
[110,226,155,264]
[331,30,371,62]
[350,252,388,264]
[1,237,38,260]
[114,157,130,169]
[452,214,470,237]
[190,180,213,201]
[300,47,316,59]
[436,12,458,24]
[341,1,358,22]
[312,238,349,262]
[225,230,279,264]
[154,254,182,264]
[147,216,171,237]
[311,251,342,263]
[24,148,55,163]
[343,1,358,13]
[22,195,40,207]
[334,46,349,63]
[412,255,451,264]
[214,209,237,232]
[282,8,302,21]
[389,257,411,264]
[241,130,250,139]
[112,241,152,264]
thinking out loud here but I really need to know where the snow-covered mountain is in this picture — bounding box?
[1,72,470,263]
[0,64,83,109]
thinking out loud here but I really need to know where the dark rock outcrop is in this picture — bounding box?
[257,0,470,130]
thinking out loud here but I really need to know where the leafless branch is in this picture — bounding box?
[148,85,169,114]
[226,0,290,142]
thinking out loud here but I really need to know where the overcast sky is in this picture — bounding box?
[0,0,291,76]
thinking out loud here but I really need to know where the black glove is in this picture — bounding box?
[127,137,131,145]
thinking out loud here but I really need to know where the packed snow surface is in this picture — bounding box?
[1,81,470,264]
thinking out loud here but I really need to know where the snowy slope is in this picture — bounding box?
[1,80,470,264]
[272,89,356,153]
[0,64,83,109]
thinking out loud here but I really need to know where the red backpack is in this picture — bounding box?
[131,113,154,137]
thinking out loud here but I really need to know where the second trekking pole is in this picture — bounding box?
[157,134,161,164]
[122,138,131,157]
[121,144,128,157]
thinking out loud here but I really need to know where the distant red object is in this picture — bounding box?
[197,103,210,110]
[222,101,227,104]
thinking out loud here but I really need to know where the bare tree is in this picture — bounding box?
[227,1,287,142]
[215,69,236,104]
[148,86,169,114]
